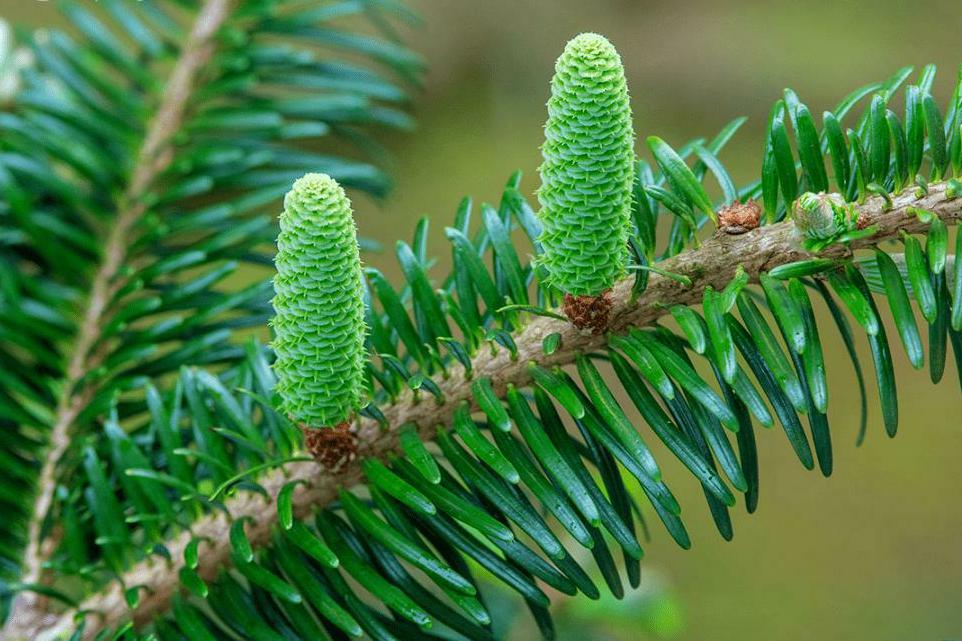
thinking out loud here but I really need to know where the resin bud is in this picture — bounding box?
[791,191,856,241]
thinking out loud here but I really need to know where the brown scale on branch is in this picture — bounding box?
[302,421,358,470]
[563,290,613,334]
[718,199,762,234]
[23,183,962,641]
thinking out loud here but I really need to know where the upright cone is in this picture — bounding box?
[271,173,366,431]
[537,32,636,298]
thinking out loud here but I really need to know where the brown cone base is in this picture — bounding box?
[563,290,612,335]
[301,421,357,470]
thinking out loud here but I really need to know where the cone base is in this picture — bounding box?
[563,290,612,335]
[301,421,357,470]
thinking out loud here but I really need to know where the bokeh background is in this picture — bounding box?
[4,1,962,639]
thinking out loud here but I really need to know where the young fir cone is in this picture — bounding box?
[271,173,366,468]
[537,32,636,334]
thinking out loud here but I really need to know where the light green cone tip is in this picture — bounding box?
[271,173,366,427]
[536,32,636,297]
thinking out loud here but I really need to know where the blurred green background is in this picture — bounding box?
[4,1,962,639]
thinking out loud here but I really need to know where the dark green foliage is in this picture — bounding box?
[0,0,418,627]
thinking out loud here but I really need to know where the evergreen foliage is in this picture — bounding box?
[1,5,961,641]
[0,0,420,635]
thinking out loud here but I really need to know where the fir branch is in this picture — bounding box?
[31,180,962,641]
[3,0,234,637]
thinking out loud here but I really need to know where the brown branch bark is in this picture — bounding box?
[1,1,234,639]
[24,183,962,641]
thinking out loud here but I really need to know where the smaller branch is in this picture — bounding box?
[2,1,233,640]
[30,183,962,641]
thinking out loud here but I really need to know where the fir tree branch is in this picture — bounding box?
[26,182,962,641]
[3,1,235,638]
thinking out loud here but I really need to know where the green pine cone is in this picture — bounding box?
[271,173,366,428]
[537,32,636,297]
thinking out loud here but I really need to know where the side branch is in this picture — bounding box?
[3,1,234,639]
[35,184,962,640]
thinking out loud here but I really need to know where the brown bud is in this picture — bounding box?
[856,211,871,230]
[563,290,612,335]
[301,421,357,470]
[717,200,761,234]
